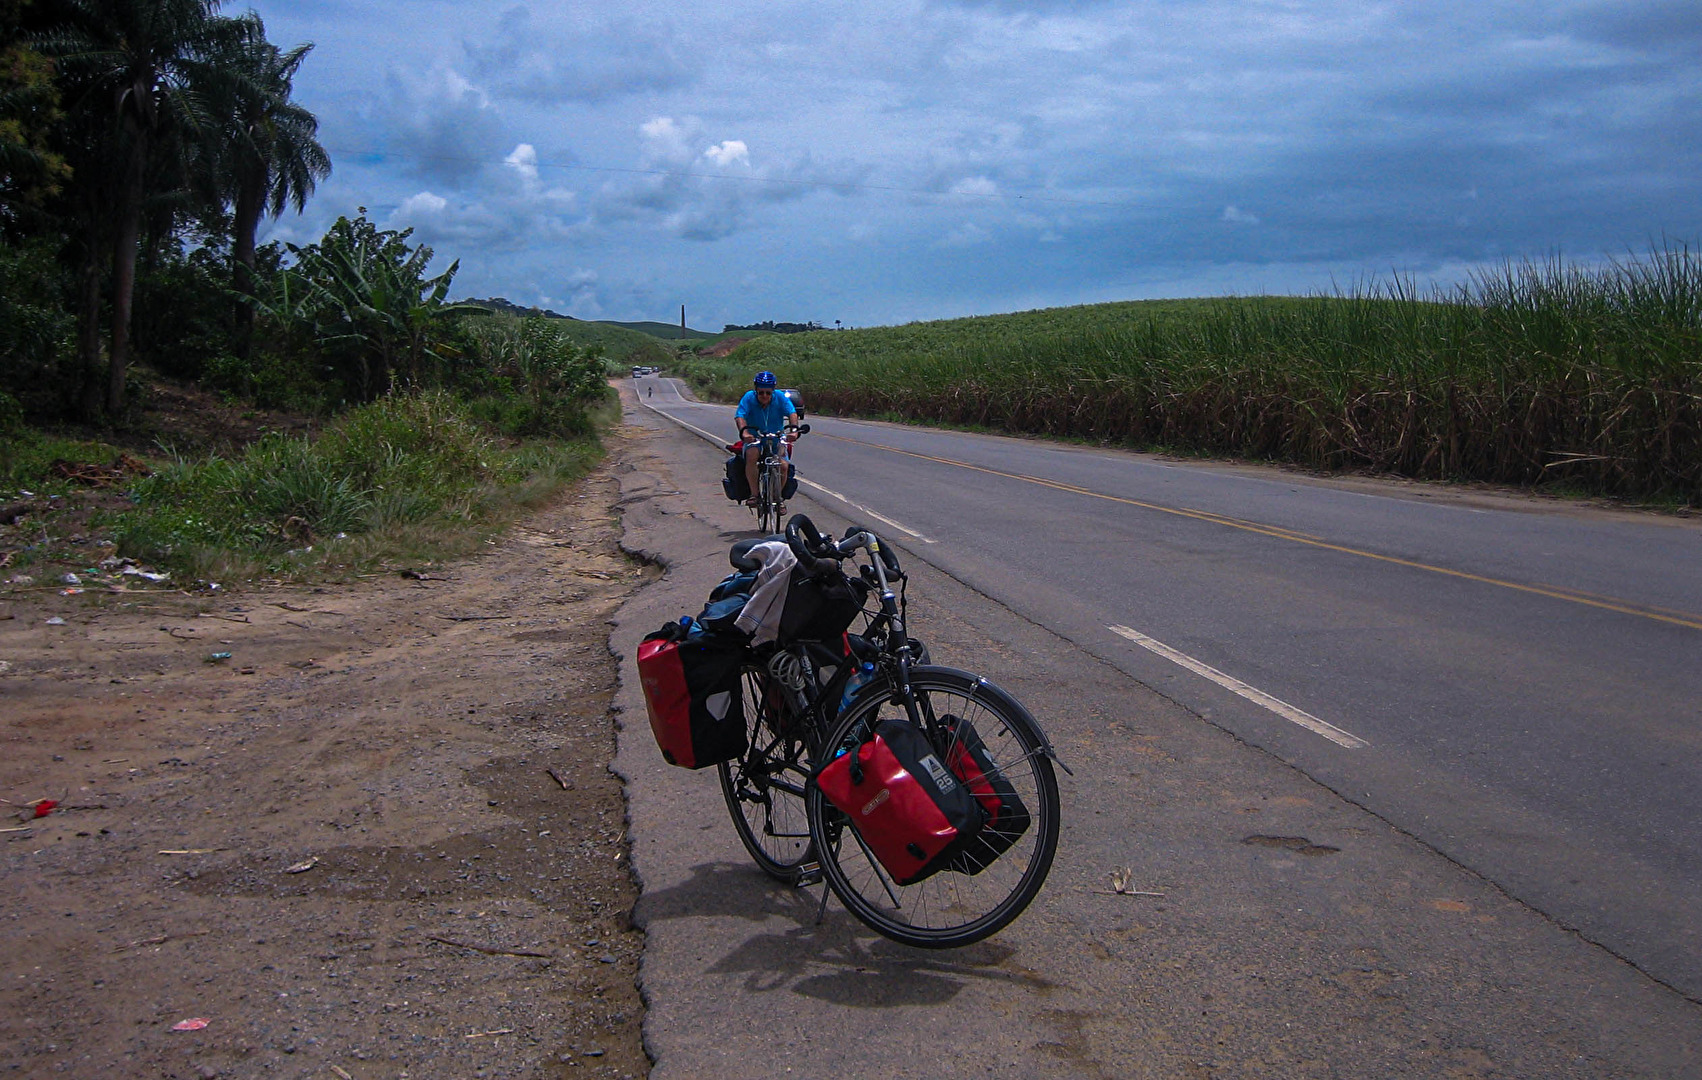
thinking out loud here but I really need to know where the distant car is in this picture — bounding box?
[780,388,805,421]
[631,367,643,378]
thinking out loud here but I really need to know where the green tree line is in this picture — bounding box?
[0,0,609,434]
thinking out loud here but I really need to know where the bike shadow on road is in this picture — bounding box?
[638,860,1052,1006]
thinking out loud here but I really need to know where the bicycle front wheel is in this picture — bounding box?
[756,468,777,533]
[807,666,1060,948]
[719,664,815,881]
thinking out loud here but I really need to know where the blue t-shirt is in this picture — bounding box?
[736,389,797,436]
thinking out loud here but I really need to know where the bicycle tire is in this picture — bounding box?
[719,663,816,881]
[807,666,1060,948]
[757,466,778,534]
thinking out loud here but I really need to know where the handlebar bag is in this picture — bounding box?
[942,715,1032,874]
[708,570,759,602]
[816,719,988,886]
[636,625,748,769]
[777,568,869,642]
[696,594,753,636]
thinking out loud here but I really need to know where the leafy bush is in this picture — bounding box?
[111,390,593,575]
[0,237,77,420]
[458,314,611,436]
[132,242,239,380]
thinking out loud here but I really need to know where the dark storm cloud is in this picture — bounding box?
[368,69,509,189]
[463,5,698,104]
[248,0,1702,326]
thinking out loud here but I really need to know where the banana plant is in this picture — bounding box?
[255,210,475,401]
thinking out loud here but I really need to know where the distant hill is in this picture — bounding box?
[599,320,715,340]
[458,299,693,362]
[460,296,577,320]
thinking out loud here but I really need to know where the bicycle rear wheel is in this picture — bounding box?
[807,666,1060,948]
[719,663,815,881]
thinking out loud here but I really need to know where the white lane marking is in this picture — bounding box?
[1108,625,1369,749]
[649,409,730,448]
[641,396,934,543]
[795,479,934,543]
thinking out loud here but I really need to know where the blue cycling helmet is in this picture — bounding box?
[753,371,778,389]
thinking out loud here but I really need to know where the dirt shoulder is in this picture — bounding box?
[0,427,656,1079]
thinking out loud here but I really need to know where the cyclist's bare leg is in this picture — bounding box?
[743,443,761,505]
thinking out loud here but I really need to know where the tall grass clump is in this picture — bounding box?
[112,390,602,579]
[684,245,1701,504]
[457,314,613,437]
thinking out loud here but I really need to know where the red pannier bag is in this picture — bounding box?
[943,715,1032,874]
[816,718,987,885]
[636,625,747,769]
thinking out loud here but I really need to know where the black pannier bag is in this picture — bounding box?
[635,622,748,769]
[721,453,798,501]
[816,718,988,885]
[943,715,1032,874]
[721,454,749,502]
[778,567,868,642]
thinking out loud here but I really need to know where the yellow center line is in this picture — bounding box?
[818,432,1702,633]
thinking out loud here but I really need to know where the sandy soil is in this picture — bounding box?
[0,430,657,1079]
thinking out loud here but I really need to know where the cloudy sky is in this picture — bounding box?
[244,0,1702,329]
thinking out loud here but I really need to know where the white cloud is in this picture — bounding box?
[950,176,999,197]
[504,143,540,185]
[1221,204,1261,225]
[639,116,695,165]
[397,191,449,217]
[704,140,750,168]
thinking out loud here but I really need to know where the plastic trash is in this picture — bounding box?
[170,1019,210,1032]
[32,799,57,818]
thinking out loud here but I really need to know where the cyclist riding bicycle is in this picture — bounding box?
[735,370,799,509]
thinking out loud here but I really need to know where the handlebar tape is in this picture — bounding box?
[784,515,837,576]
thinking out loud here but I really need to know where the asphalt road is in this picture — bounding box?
[636,374,1702,1004]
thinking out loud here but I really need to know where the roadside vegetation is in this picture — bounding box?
[682,248,1702,506]
[0,0,634,589]
[112,391,607,583]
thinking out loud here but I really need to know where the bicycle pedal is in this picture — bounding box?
[794,862,823,887]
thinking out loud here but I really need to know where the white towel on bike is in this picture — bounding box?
[734,541,797,644]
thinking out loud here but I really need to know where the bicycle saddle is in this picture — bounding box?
[728,535,786,571]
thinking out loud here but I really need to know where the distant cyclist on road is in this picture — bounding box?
[735,370,798,509]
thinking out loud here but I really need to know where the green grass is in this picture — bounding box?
[0,431,134,495]
[108,390,605,584]
[676,248,1702,504]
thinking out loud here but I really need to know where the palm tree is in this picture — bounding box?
[211,14,329,362]
[40,0,226,417]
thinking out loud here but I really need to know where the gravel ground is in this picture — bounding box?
[0,431,656,1079]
